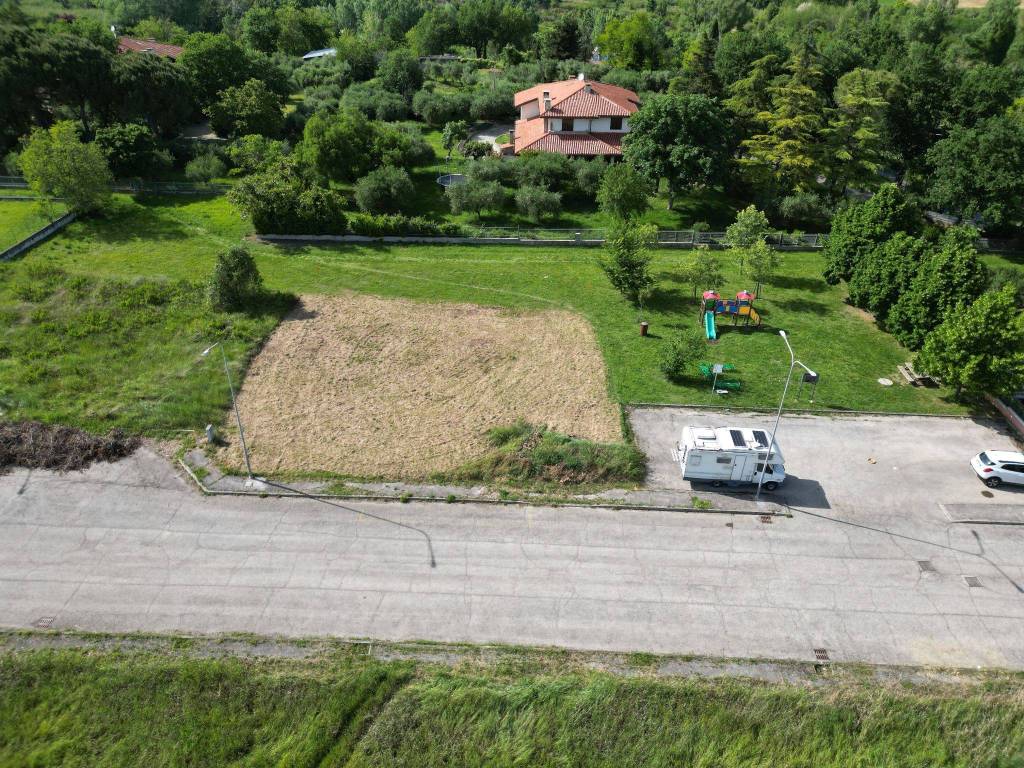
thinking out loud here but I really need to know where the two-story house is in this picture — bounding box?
[510,75,640,158]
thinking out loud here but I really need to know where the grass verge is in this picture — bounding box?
[0,261,294,436]
[1,647,1023,767]
[440,421,646,488]
[0,199,66,251]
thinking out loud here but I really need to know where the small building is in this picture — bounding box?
[116,37,184,60]
[302,47,337,61]
[510,74,640,158]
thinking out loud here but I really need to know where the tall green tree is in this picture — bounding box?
[597,163,650,221]
[686,244,724,298]
[887,228,990,350]
[916,286,1024,399]
[846,232,931,325]
[723,53,782,138]
[596,12,668,70]
[739,51,826,198]
[673,27,720,98]
[822,184,920,285]
[743,240,781,298]
[966,0,1018,64]
[206,79,283,139]
[725,205,770,273]
[622,93,730,210]
[823,68,895,195]
[19,121,111,214]
[600,223,657,309]
[925,115,1024,233]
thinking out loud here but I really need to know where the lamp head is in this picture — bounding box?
[201,344,216,357]
[779,330,787,338]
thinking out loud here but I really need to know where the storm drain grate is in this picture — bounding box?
[32,616,55,629]
[917,560,937,573]
[759,515,774,524]
[963,575,983,588]
[813,648,830,661]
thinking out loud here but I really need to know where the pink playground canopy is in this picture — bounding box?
[702,290,720,299]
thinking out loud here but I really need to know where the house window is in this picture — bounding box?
[610,117,623,130]
[572,118,588,131]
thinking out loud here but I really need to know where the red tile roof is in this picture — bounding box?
[514,78,639,117]
[117,37,184,59]
[542,89,633,118]
[516,131,625,157]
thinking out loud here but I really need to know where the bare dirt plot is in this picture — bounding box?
[220,293,622,478]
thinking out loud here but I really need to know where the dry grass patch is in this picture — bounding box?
[220,293,622,478]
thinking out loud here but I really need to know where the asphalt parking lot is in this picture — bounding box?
[629,407,1024,523]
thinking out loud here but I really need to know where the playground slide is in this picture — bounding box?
[739,306,762,326]
[704,310,717,340]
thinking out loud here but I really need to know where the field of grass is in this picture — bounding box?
[0,258,292,436]
[24,195,965,418]
[2,647,1023,767]
[0,200,66,251]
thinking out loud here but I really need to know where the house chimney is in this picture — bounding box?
[577,72,585,81]
[543,97,551,112]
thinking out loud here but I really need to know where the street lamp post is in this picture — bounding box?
[754,330,816,503]
[202,342,253,479]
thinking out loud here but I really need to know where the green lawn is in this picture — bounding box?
[1,647,1022,767]
[0,256,293,436]
[0,200,66,251]
[25,195,964,418]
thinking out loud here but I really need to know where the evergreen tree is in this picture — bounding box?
[739,51,826,198]
[823,68,894,195]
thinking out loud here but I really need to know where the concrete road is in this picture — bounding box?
[630,408,1024,523]
[3,446,1024,669]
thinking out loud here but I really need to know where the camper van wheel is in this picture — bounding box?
[763,482,778,491]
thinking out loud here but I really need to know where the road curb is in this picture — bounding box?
[177,459,790,517]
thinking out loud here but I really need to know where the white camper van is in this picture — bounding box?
[677,426,786,490]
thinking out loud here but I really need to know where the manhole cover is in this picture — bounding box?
[963,575,983,588]
[813,648,830,661]
[981,490,994,498]
[877,377,893,386]
[32,616,55,629]
[725,522,734,528]
[917,560,937,573]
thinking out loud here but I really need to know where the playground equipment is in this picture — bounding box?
[699,289,762,339]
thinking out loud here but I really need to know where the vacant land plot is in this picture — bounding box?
[2,647,1023,767]
[0,200,64,251]
[222,293,621,477]
[31,196,966,417]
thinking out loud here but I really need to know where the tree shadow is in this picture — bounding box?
[771,275,829,292]
[771,297,831,316]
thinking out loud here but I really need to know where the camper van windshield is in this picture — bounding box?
[756,463,774,474]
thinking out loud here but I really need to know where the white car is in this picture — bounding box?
[971,451,1024,488]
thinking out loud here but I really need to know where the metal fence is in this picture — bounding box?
[464,226,830,248]
[0,176,229,196]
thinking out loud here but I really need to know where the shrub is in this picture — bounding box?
[229,162,347,234]
[572,157,607,200]
[94,123,171,178]
[413,90,472,126]
[208,246,264,311]
[660,329,706,383]
[340,82,410,121]
[354,167,415,214]
[205,78,284,139]
[514,150,574,191]
[446,180,507,218]
[465,157,511,184]
[445,422,647,485]
[185,152,226,182]
[469,85,517,121]
[346,213,465,237]
[376,48,423,96]
[462,141,492,159]
[515,185,562,222]
[600,223,657,306]
[597,163,650,220]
